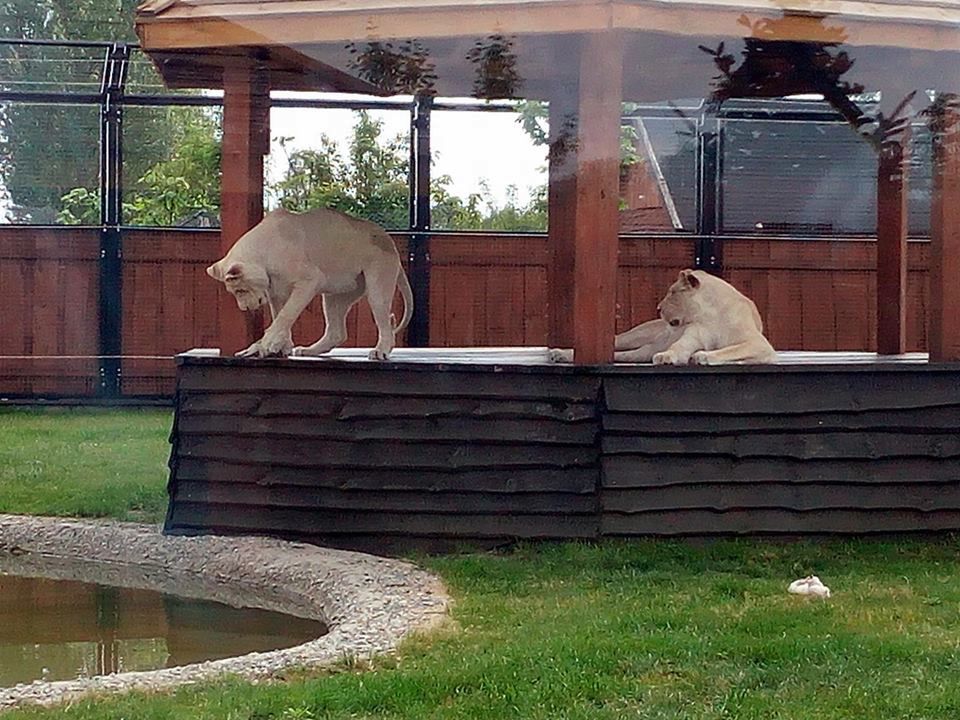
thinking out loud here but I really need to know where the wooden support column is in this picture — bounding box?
[547,69,579,350]
[548,32,623,364]
[930,104,960,361]
[876,135,908,355]
[220,62,269,355]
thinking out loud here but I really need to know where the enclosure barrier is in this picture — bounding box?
[0,226,932,400]
[165,353,960,551]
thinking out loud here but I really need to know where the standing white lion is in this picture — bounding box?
[206,207,413,360]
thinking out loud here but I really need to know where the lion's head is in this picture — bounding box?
[657,268,764,333]
[657,269,709,327]
[206,260,269,311]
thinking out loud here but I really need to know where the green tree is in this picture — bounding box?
[272,111,409,229]
[0,0,217,222]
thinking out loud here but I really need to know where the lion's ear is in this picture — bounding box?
[679,269,700,289]
[206,262,222,280]
[224,262,245,281]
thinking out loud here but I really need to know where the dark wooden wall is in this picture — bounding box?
[166,358,960,549]
[0,226,936,398]
[600,366,960,536]
[167,359,600,551]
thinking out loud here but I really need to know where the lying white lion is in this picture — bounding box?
[206,207,413,360]
[550,269,776,365]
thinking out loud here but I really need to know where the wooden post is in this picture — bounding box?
[573,32,623,363]
[220,61,270,355]
[876,136,908,355]
[930,103,960,362]
[547,71,579,350]
[548,32,623,364]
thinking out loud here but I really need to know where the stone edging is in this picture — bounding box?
[0,515,449,710]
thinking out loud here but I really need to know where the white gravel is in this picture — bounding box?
[0,514,449,710]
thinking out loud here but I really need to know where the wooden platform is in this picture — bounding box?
[166,348,960,551]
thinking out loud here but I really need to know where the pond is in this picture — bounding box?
[0,574,328,686]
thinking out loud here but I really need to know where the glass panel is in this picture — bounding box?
[0,103,100,224]
[122,105,222,227]
[430,103,547,231]
[268,103,411,230]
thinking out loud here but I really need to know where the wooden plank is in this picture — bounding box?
[177,413,598,444]
[570,31,622,364]
[176,458,599,493]
[600,508,960,536]
[181,392,596,420]
[929,105,960,361]
[602,372,960,413]
[602,455,960,487]
[602,405,960,433]
[178,435,598,468]
[876,138,908,354]
[602,482,960,513]
[175,480,597,513]
[178,364,601,400]
[601,431,960,460]
[219,62,268,355]
[167,503,599,538]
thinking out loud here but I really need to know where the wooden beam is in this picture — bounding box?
[547,53,579,350]
[570,32,623,364]
[876,136,908,355]
[219,63,269,355]
[929,104,960,362]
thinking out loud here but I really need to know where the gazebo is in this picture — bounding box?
[135,0,960,363]
[136,0,960,549]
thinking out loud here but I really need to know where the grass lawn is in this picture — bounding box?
[0,407,171,522]
[3,408,960,719]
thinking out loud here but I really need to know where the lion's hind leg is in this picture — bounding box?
[291,285,364,357]
[691,337,777,365]
[364,263,401,361]
[616,318,676,351]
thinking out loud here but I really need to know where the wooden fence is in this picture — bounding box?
[0,225,932,398]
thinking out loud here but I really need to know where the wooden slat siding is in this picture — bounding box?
[121,229,221,396]
[168,504,598,538]
[176,459,598,493]
[177,361,601,400]
[167,357,601,547]
[723,238,929,352]
[176,481,597,513]
[603,456,960,487]
[0,227,100,396]
[599,365,960,537]
[601,510,960,536]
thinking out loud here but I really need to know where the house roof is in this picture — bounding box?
[134,0,960,94]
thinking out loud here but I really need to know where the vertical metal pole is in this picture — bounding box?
[406,94,432,347]
[98,43,129,398]
[695,111,722,275]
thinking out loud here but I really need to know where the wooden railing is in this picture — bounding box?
[0,226,931,398]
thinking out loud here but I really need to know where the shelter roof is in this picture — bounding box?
[134,0,960,95]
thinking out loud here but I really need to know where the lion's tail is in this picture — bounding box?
[392,264,414,335]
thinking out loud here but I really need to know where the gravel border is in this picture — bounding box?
[0,514,449,710]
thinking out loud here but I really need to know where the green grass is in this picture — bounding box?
[3,409,960,719]
[0,407,171,522]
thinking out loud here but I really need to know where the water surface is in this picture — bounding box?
[0,574,327,686]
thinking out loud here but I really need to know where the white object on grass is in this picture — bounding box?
[787,575,831,598]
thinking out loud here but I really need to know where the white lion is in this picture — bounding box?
[206,207,413,360]
[550,269,776,365]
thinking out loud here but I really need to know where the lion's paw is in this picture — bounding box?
[652,351,676,365]
[691,350,712,365]
[548,348,574,364]
[368,348,390,361]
